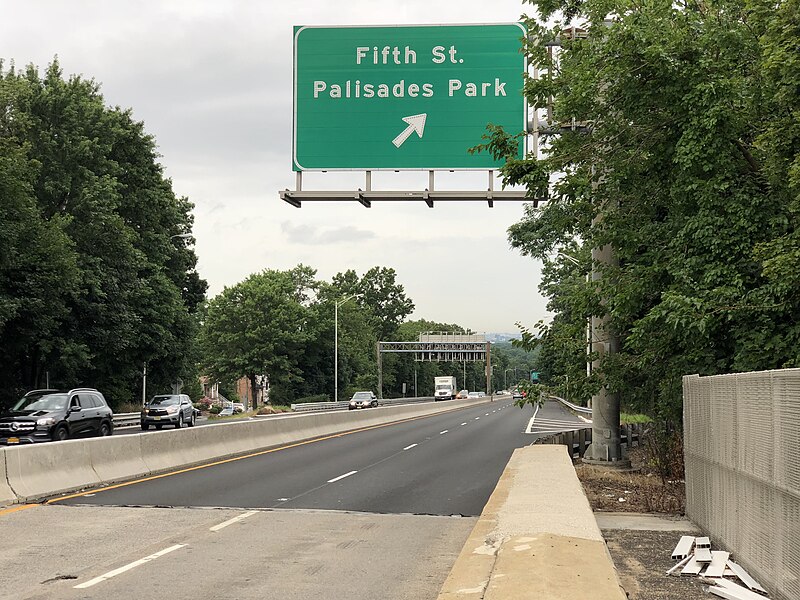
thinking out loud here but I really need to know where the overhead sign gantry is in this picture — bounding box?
[281,23,535,207]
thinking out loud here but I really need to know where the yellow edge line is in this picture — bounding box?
[43,410,447,505]
[0,503,38,516]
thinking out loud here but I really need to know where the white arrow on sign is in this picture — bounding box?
[392,113,427,148]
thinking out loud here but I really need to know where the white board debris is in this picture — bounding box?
[672,535,695,560]
[703,551,730,578]
[695,546,713,563]
[666,534,769,598]
[727,561,767,594]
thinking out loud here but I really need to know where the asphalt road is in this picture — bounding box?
[59,400,538,515]
[1,399,586,600]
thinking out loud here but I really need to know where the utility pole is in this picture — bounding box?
[584,236,626,465]
[142,362,147,407]
[539,24,626,468]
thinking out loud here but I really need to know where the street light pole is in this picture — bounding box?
[335,295,358,402]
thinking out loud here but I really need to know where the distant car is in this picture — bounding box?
[349,391,378,410]
[218,406,234,416]
[511,388,526,401]
[467,391,481,398]
[476,391,486,397]
[232,402,245,414]
[141,394,196,430]
[0,388,114,444]
[456,390,469,399]
[497,390,509,395]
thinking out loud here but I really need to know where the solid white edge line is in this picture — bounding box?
[525,404,541,434]
[403,443,417,450]
[327,470,358,483]
[528,428,587,435]
[210,510,259,532]
[74,544,186,589]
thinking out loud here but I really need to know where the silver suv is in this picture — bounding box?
[141,394,196,430]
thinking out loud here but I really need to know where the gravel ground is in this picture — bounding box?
[602,528,708,600]
[574,441,710,599]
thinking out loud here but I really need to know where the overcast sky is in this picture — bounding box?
[3,0,551,333]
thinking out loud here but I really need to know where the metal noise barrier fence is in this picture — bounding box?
[291,396,434,413]
[683,369,800,600]
[534,423,643,459]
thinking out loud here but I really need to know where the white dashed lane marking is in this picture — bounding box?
[403,443,417,450]
[210,510,258,532]
[74,544,186,589]
[439,430,448,435]
[328,470,358,483]
[460,422,467,426]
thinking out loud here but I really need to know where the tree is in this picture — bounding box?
[198,268,313,409]
[0,59,206,409]
[479,0,800,423]
[332,267,415,341]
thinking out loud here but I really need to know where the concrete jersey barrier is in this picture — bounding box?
[1,396,494,503]
[437,445,627,600]
[4,439,102,501]
[0,448,15,504]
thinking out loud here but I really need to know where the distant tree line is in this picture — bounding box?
[197,265,539,406]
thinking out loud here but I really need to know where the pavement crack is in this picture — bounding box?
[41,574,78,584]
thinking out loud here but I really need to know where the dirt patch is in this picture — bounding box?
[575,445,685,514]
[575,439,696,599]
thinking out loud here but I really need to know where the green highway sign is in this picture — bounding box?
[293,24,526,171]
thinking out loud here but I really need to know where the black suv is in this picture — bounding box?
[0,388,114,444]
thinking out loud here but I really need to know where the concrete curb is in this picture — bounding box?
[1,397,493,503]
[0,448,15,504]
[437,445,627,600]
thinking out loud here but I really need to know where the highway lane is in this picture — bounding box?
[57,399,579,515]
[1,504,475,600]
[1,400,586,599]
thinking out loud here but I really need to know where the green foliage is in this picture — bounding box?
[496,0,800,424]
[293,394,330,404]
[198,267,314,408]
[0,59,206,410]
[332,266,415,341]
[620,413,652,425]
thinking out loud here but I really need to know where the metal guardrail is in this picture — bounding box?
[113,412,140,428]
[291,396,435,413]
[549,395,593,415]
[535,422,644,459]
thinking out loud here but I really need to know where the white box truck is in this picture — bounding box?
[434,376,457,401]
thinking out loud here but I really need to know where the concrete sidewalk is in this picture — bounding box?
[437,445,627,599]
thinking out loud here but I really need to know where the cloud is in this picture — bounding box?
[281,222,376,245]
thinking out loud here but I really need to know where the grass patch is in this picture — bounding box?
[620,412,652,424]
